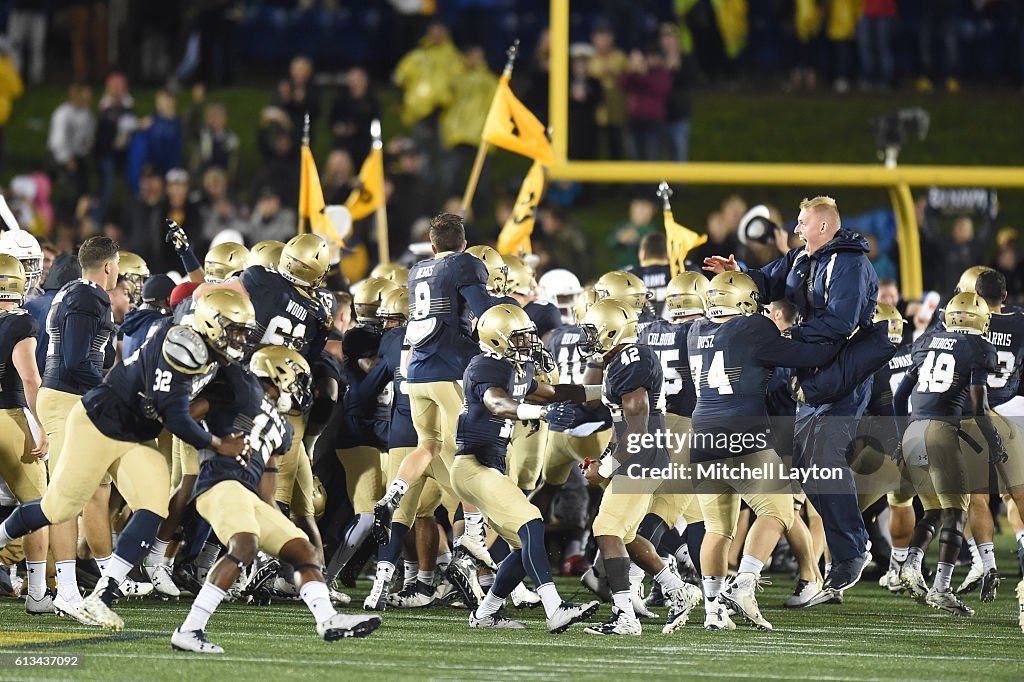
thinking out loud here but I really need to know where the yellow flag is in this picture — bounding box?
[497,161,545,256]
[345,147,385,221]
[664,209,707,278]
[298,144,338,242]
[481,74,554,167]
[711,0,748,59]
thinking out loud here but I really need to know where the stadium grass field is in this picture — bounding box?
[2,572,1023,681]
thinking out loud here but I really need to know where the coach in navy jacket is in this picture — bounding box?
[705,196,877,594]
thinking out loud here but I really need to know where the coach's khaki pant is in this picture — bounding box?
[40,402,170,523]
[543,428,611,486]
[697,449,795,540]
[336,446,384,515]
[507,420,548,491]
[0,409,46,501]
[197,480,305,556]
[451,455,541,550]
[275,413,315,517]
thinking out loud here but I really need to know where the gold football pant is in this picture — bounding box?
[543,428,611,486]
[197,480,306,556]
[40,402,170,523]
[336,445,384,515]
[902,419,969,511]
[506,420,548,491]
[406,380,463,460]
[451,454,541,550]
[0,408,46,501]
[275,414,314,517]
[697,449,795,540]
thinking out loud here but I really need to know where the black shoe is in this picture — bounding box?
[372,501,394,546]
[823,551,869,593]
[172,562,205,597]
[980,568,1000,603]
[444,551,481,610]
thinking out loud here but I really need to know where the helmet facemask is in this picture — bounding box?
[217,318,258,361]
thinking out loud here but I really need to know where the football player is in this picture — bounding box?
[452,303,600,632]
[0,255,50,614]
[537,268,583,326]
[0,230,44,302]
[577,299,703,636]
[116,251,149,309]
[503,255,561,341]
[374,214,496,565]
[0,290,255,629]
[686,273,840,630]
[625,233,672,317]
[371,262,410,286]
[248,240,286,269]
[352,276,400,330]
[171,346,380,653]
[466,245,509,297]
[35,237,124,620]
[894,291,1003,616]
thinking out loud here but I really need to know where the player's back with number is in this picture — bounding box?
[639,317,696,417]
[687,315,774,417]
[406,251,490,382]
[547,324,587,385]
[602,343,666,436]
[908,328,997,421]
[984,311,1024,407]
[240,265,330,361]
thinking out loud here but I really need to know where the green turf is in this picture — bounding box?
[2,568,1023,681]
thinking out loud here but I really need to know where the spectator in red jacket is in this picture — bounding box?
[620,46,672,161]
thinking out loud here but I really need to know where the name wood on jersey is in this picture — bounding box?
[285,299,308,321]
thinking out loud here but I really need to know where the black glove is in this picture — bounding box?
[542,401,578,429]
[533,347,557,375]
[986,432,1008,465]
[165,219,190,252]
[892,441,905,467]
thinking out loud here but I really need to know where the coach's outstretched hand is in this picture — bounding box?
[703,254,739,274]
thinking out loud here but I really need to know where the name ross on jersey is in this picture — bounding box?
[929,337,957,351]
[285,299,308,322]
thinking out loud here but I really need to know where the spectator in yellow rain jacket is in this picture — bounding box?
[440,45,498,197]
[0,38,25,176]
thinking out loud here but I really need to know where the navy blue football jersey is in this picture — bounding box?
[42,279,116,395]
[192,363,293,499]
[337,330,391,450]
[867,342,913,416]
[546,324,587,385]
[241,266,331,362]
[602,343,666,450]
[83,324,218,447]
[455,354,537,472]
[626,263,671,315]
[687,314,840,460]
[907,330,997,422]
[524,300,562,339]
[379,326,416,449]
[405,251,493,383]
[983,311,1024,407]
[640,318,697,417]
[172,296,196,327]
[0,308,40,409]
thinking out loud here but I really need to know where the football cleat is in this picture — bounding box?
[0,563,17,597]
[898,563,929,603]
[455,529,497,570]
[584,607,642,636]
[387,582,434,608]
[470,608,527,629]
[317,613,382,641]
[444,552,483,609]
[53,594,99,626]
[172,562,205,596]
[144,563,180,599]
[629,573,656,619]
[272,575,299,598]
[364,576,390,612]
[980,568,1000,603]
[662,583,702,634]
[957,559,985,594]
[1015,580,1024,633]
[371,501,393,546]
[925,588,975,616]
[720,573,772,630]
[25,588,56,615]
[547,600,600,634]
[580,566,611,601]
[119,578,154,599]
[240,556,279,601]
[880,566,906,594]
[703,597,737,631]
[822,548,870,594]
[510,582,541,609]
[433,577,458,605]
[81,578,125,631]
[171,628,224,654]
[329,587,351,605]
[784,579,824,608]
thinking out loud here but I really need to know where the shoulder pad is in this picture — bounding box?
[163,325,211,374]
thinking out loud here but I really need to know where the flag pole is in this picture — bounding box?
[371,119,389,264]
[657,180,677,277]
[298,111,310,234]
[461,39,519,219]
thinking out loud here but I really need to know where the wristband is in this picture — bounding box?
[179,246,201,273]
[598,455,619,479]
[516,403,546,421]
[583,385,603,402]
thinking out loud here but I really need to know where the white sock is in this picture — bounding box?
[416,570,434,586]
[737,555,764,578]
[384,478,409,507]
[0,520,13,549]
[628,562,644,580]
[475,590,505,618]
[26,561,46,599]
[197,542,220,573]
[180,582,226,632]
[890,546,908,569]
[478,572,494,589]
[824,561,832,577]
[55,560,79,601]
[1015,530,1024,547]
[674,543,692,567]
[299,580,337,626]
[978,542,996,572]
[702,576,724,600]
[536,582,561,618]
[95,555,111,572]
[612,590,635,618]
[907,547,924,572]
[147,539,170,566]
[403,561,418,587]
[375,561,395,586]
[104,555,134,584]
[653,565,685,593]
[934,561,955,592]
[436,551,452,571]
